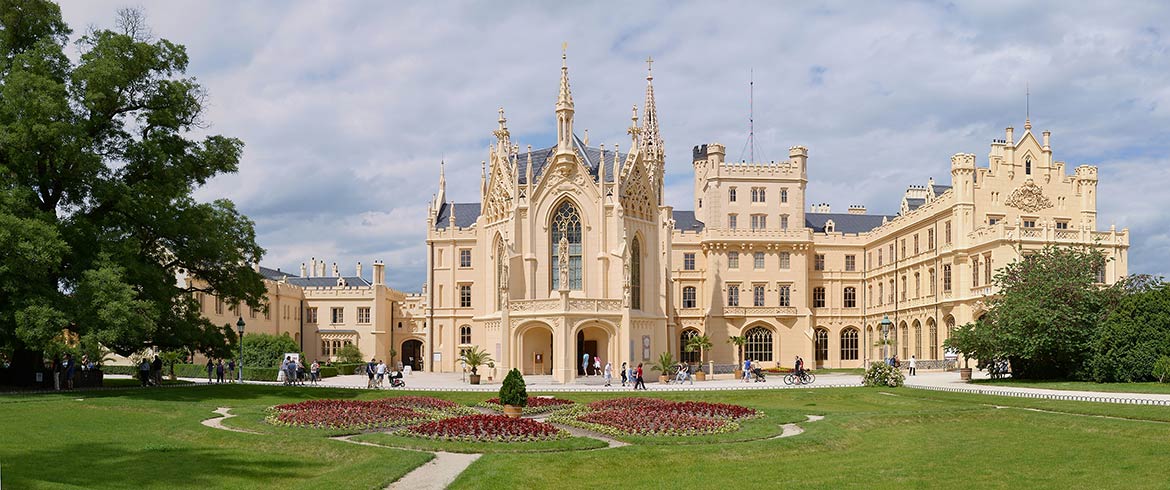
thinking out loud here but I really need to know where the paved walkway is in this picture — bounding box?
[903,370,1170,406]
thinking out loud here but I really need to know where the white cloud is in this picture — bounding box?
[56,0,1170,288]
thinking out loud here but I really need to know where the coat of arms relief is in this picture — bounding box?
[1004,179,1053,213]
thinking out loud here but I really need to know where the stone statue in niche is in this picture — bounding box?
[557,223,570,291]
[622,236,631,307]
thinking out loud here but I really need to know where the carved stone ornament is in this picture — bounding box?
[1005,179,1053,213]
[557,230,570,290]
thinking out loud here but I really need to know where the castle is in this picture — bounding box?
[199,52,1129,383]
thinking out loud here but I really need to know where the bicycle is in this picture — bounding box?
[783,371,816,385]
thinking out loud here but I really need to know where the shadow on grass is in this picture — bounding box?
[5,442,308,488]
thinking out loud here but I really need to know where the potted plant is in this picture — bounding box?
[944,320,990,382]
[487,361,495,382]
[685,334,713,381]
[499,368,527,418]
[159,350,185,381]
[462,345,493,385]
[653,351,676,383]
[728,336,746,380]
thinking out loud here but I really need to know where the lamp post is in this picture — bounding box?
[236,316,245,383]
[880,315,892,364]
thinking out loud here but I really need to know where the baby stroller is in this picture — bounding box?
[752,367,767,382]
[388,371,405,388]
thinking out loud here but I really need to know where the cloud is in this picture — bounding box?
[55,0,1170,288]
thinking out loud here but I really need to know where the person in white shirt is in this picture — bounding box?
[603,361,613,387]
[376,360,387,388]
[908,355,917,376]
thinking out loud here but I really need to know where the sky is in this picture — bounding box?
[56,1,1170,291]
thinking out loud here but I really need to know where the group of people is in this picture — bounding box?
[887,355,918,375]
[205,358,236,384]
[365,358,404,388]
[672,362,694,385]
[279,357,322,385]
[617,361,648,390]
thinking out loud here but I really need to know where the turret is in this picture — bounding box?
[372,260,386,287]
[789,145,808,179]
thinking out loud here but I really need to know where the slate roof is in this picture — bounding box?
[672,210,705,232]
[931,184,952,196]
[516,134,624,185]
[258,266,292,281]
[805,212,895,234]
[905,197,926,212]
[434,202,482,230]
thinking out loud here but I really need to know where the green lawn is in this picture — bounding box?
[2,384,1168,489]
[972,378,1170,395]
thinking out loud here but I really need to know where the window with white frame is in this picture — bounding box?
[779,252,791,269]
[331,307,344,324]
[744,327,773,362]
[306,307,318,324]
[459,249,472,268]
[780,214,789,230]
[727,284,740,307]
[459,325,471,345]
[844,287,856,308]
[728,214,737,229]
[357,307,371,324]
[778,285,791,307]
[753,284,765,307]
[729,187,737,202]
[845,255,856,272]
[814,254,825,271]
[683,253,695,271]
[682,286,697,308]
[728,252,739,269]
[813,287,826,308]
[460,284,472,308]
[780,188,788,203]
[751,214,767,230]
[753,252,765,270]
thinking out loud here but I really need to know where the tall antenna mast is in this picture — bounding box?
[739,68,757,163]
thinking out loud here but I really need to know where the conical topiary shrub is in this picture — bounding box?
[499,368,527,418]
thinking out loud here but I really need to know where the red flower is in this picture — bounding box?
[406,414,565,442]
[268,399,429,430]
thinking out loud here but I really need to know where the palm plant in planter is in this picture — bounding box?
[499,368,527,418]
[728,335,746,379]
[652,351,676,383]
[462,345,493,385]
[685,334,713,381]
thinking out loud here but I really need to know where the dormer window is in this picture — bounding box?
[1025,157,1032,175]
[825,219,835,233]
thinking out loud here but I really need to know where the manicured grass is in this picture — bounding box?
[352,432,607,453]
[103,378,195,388]
[3,384,1169,489]
[973,378,1170,395]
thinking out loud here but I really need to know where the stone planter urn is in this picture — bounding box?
[695,371,707,381]
[959,368,973,381]
[503,405,523,419]
[658,375,669,384]
[469,374,481,385]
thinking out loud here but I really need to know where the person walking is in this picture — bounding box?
[286,357,298,385]
[603,361,613,387]
[278,357,288,384]
[620,362,628,387]
[743,358,752,383]
[310,360,320,385]
[62,354,75,390]
[376,360,387,388]
[206,359,214,384]
[593,356,601,378]
[366,357,377,388]
[151,355,163,386]
[215,359,224,383]
[227,359,236,383]
[582,352,590,377]
[634,363,646,390]
[909,355,917,376]
[140,358,152,387]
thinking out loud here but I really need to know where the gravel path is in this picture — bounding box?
[772,414,825,439]
[200,407,260,434]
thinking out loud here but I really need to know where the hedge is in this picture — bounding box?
[98,363,338,381]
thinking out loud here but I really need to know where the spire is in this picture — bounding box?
[1024,82,1032,131]
[627,104,640,147]
[494,106,511,152]
[641,56,663,163]
[434,160,447,211]
[556,43,575,154]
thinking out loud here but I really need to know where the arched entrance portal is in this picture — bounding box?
[401,339,424,371]
[519,324,554,375]
[576,323,612,377]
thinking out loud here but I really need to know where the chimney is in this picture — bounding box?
[356,261,363,279]
[1005,126,1014,145]
[331,262,338,278]
[300,262,307,278]
[372,260,386,286]
[310,257,317,278]
[848,205,867,215]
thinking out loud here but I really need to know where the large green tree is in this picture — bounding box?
[0,1,265,375]
[1088,278,1170,382]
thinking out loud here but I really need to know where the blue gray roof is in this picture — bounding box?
[286,276,371,288]
[905,197,926,212]
[805,212,894,234]
[516,134,625,185]
[672,210,705,232]
[259,266,292,281]
[931,184,952,196]
[434,202,482,229]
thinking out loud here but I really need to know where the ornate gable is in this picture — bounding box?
[483,153,515,223]
[619,152,655,222]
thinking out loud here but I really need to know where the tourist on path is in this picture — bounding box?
[151,355,163,386]
[278,357,288,383]
[582,352,590,376]
[62,354,75,390]
[743,359,752,383]
[216,359,225,383]
[140,358,152,387]
[286,357,298,385]
[206,359,214,384]
[310,360,320,385]
[593,356,601,377]
[376,360,387,388]
[227,359,236,383]
[634,363,646,390]
[366,358,377,388]
[909,355,917,376]
[620,362,628,387]
[603,361,613,387]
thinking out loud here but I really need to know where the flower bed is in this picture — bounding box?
[551,397,761,437]
[266,399,431,430]
[404,414,567,442]
[375,395,478,416]
[479,396,575,415]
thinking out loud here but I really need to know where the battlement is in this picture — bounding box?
[951,153,976,169]
[1075,164,1098,181]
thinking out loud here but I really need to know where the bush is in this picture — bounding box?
[240,333,302,368]
[1154,357,1170,383]
[499,368,527,407]
[331,362,364,375]
[1089,282,1170,382]
[862,361,905,387]
[336,344,364,364]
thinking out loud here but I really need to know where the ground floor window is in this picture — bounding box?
[680,329,700,363]
[744,327,773,362]
[841,329,859,360]
[814,328,829,362]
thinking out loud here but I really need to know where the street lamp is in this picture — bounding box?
[880,315,892,364]
[236,316,245,383]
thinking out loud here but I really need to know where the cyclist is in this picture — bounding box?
[794,356,805,382]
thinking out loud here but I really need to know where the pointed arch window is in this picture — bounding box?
[744,326,773,362]
[1025,157,1032,175]
[814,328,829,361]
[551,201,583,290]
[841,328,859,361]
[631,237,642,310]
